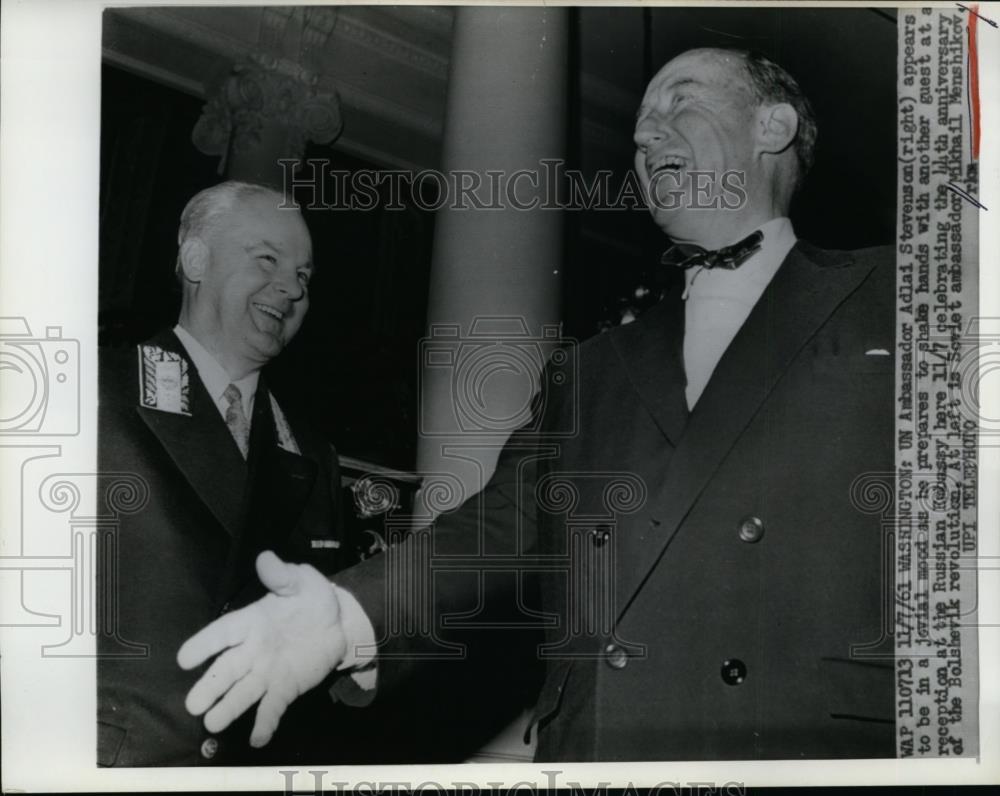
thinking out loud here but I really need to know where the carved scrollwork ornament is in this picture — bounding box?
[192,52,343,174]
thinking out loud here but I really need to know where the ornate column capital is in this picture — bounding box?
[192,52,343,177]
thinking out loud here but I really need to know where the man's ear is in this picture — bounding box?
[755,103,799,156]
[178,239,210,283]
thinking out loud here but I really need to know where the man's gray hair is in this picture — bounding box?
[737,50,818,193]
[175,181,294,274]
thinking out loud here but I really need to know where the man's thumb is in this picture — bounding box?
[255,550,299,596]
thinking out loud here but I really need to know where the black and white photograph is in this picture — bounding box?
[0,0,997,791]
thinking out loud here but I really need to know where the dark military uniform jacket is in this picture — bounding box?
[97,329,350,766]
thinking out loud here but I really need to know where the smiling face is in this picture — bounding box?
[633,49,782,247]
[182,192,313,379]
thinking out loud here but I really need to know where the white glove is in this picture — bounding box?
[177,550,347,747]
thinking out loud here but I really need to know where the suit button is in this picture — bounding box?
[200,737,219,760]
[590,525,612,548]
[605,643,628,669]
[737,515,764,543]
[721,658,747,685]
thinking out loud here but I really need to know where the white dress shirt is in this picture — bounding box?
[682,217,797,409]
[173,324,259,421]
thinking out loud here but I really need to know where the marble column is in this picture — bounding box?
[416,6,569,520]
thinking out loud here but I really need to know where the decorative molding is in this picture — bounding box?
[301,7,339,69]
[376,5,455,40]
[112,7,262,68]
[259,6,297,52]
[104,6,447,168]
[114,7,449,83]
[332,14,449,80]
[192,53,343,171]
[101,47,206,98]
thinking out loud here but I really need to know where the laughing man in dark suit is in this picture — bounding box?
[98,181,356,766]
[176,49,896,761]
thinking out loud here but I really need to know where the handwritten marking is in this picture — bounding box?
[956,3,997,28]
[945,181,988,210]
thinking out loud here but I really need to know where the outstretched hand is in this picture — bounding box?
[177,551,347,747]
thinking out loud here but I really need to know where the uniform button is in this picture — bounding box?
[590,525,611,547]
[605,643,628,669]
[721,658,747,685]
[737,515,764,543]
[200,737,219,759]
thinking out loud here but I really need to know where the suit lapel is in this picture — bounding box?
[245,381,318,555]
[615,242,880,620]
[221,380,319,601]
[608,285,689,446]
[206,376,322,608]
[134,331,247,539]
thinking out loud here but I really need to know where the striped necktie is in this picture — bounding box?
[223,383,250,459]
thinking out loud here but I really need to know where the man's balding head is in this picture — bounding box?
[176,181,313,380]
[634,48,816,248]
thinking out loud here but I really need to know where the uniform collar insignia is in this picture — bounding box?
[138,342,302,456]
[137,344,192,416]
[269,392,301,455]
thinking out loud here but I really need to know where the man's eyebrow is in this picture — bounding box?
[635,77,701,120]
[244,240,279,254]
[663,76,700,93]
[247,239,313,270]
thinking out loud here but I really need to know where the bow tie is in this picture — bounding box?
[660,230,764,271]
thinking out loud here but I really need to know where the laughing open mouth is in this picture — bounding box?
[649,155,687,176]
[253,302,285,321]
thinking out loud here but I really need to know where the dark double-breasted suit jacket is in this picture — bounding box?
[97,329,353,766]
[338,240,898,761]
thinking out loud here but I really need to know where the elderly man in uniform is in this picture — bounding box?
[177,48,896,761]
[98,181,359,766]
